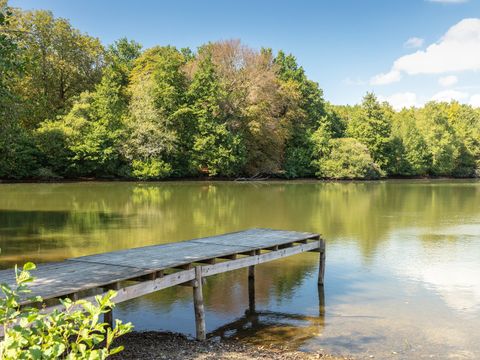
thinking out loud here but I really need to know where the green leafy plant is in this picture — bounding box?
[0,262,132,359]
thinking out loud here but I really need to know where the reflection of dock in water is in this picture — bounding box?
[210,286,325,348]
[0,228,326,341]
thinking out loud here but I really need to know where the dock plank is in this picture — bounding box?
[0,261,151,301]
[71,241,253,270]
[71,229,318,270]
[192,228,319,249]
[0,229,321,302]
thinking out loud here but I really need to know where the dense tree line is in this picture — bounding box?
[1,3,480,180]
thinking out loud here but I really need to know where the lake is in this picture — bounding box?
[1,180,479,359]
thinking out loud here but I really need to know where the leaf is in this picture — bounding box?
[109,345,124,355]
[23,262,36,271]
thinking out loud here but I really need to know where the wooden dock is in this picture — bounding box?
[0,228,325,340]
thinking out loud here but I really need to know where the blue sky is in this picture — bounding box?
[10,0,480,108]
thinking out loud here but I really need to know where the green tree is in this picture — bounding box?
[274,51,327,177]
[0,0,39,179]
[347,93,392,171]
[3,1,480,182]
[446,102,479,176]
[313,138,383,180]
[122,46,189,178]
[188,51,245,176]
[37,93,117,177]
[417,102,462,176]
[9,8,104,128]
[36,39,142,178]
[194,41,291,176]
[390,109,431,176]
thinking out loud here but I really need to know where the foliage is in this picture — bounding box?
[390,110,431,176]
[187,46,246,176]
[274,50,327,178]
[35,39,141,178]
[346,93,392,171]
[7,8,104,128]
[0,0,39,179]
[2,2,480,181]
[416,102,461,176]
[0,261,132,359]
[0,124,39,179]
[37,92,121,178]
[313,138,383,180]
[131,159,172,179]
[122,46,188,177]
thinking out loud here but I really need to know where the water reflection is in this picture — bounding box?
[1,180,480,358]
[209,285,325,349]
[385,228,480,314]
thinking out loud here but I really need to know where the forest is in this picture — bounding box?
[1,2,480,180]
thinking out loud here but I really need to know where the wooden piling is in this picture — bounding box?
[103,282,120,328]
[104,309,113,328]
[248,265,255,313]
[193,266,206,340]
[318,283,325,318]
[318,239,326,286]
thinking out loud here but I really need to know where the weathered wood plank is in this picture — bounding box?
[200,241,320,277]
[0,261,151,302]
[71,242,253,271]
[67,229,318,272]
[36,242,320,312]
[0,229,322,305]
[192,228,319,250]
[30,241,319,313]
[38,269,196,314]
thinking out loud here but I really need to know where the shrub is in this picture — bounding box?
[35,167,63,180]
[0,125,39,179]
[131,159,172,179]
[0,262,132,359]
[314,138,383,180]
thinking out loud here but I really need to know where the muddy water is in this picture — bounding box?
[1,180,479,358]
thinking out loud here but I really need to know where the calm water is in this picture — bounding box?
[1,180,480,359]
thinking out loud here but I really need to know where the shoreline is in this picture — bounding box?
[112,331,351,360]
[0,176,478,185]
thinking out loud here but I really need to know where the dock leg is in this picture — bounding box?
[248,265,255,314]
[102,282,120,329]
[318,239,326,286]
[318,283,325,318]
[104,309,113,328]
[193,266,206,341]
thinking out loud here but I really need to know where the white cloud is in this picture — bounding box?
[470,94,480,107]
[427,0,469,3]
[371,18,480,85]
[438,75,458,87]
[378,92,418,110]
[370,70,402,85]
[404,37,424,48]
[431,89,469,102]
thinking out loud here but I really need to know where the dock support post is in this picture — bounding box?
[318,283,325,318]
[103,282,120,329]
[104,309,113,328]
[318,239,326,286]
[248,265,255,314]
[193,266,206,341]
